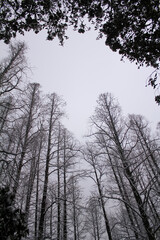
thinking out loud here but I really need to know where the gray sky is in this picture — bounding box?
[1,29,159,139]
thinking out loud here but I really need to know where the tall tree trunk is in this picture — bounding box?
[25,155,36,223]
[92,158,113,240]
[71,177,77,240]
[57,124,61,240]
[35,146,40,240]
[63,130,67,240]
[38,96,55,240]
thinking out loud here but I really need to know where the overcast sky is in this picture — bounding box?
[1,29,159,140]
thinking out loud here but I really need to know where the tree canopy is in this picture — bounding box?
[0,0,160,69]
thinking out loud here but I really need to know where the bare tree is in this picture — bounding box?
[85,195,106,240]
[127,114,160,238]
[68,175,86,240]
[13,83,41,195]
[0,42,28,174]
[24,128,45,226]
[0,42,27,97]
[38,93,65,240]
[89,93,157,240]
[82,143,113,240]
[60,127,79,240]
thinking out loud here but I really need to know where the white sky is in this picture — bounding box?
[1,29,159,140]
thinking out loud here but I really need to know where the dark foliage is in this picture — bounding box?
[0,0,159,69]
[0,186,29,240]
[155,95,160,104]
[100,0,160,69]
[147,70,160,104]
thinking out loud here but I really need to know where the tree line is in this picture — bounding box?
[0,42,160,240]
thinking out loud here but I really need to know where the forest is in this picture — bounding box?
[0,40,160,240]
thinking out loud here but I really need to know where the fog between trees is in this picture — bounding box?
[0,42,160,240]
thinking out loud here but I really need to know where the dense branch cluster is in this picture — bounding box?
[0,0,160,69]
[1,1,160,102]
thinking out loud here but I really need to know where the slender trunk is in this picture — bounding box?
[38,157,50,240]
[8,137,21,185]
[63,146,67,240]
[72,178,77,240]
[92,157,113,240]
[35,147,40,240]
[63,131,67,240]
[50,198,53,237]
[95,207,100,240]
[63,166,67,240]
[25,155,36,223]
[92,211,97,240]
[57,124,61,240]
[38,97,55,240]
